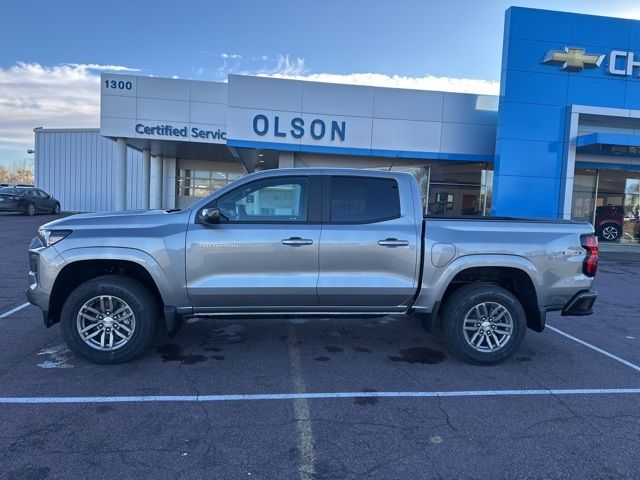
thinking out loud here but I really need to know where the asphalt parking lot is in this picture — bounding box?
[1,212,640,479]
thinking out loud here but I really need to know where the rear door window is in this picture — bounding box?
[329,176,401,223]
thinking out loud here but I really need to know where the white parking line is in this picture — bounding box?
[0,302,30,319]
[547,325,640,374]
[1,388,640,404]
[287,325,316,480]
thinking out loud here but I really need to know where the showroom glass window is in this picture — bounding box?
[394,162,493,216]
[217,177,308,222]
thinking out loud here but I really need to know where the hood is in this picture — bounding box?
[39,209,188,230]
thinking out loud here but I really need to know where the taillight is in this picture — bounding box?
[581,234,598,277]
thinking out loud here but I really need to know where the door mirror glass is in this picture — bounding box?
[199,208,221,224]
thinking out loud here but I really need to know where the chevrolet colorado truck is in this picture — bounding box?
[27,169,599,365]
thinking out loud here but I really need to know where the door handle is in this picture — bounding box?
[378,238,409,247]
[282,237,314,247]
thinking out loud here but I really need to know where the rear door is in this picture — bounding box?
[317,174,420,310]
[24,189,39,211]
[186,174,321,310]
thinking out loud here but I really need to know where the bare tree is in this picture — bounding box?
[5,159,34,185]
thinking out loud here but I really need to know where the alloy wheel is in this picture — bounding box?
[462,301,513,352]
[76,295,136,351]
[602,226,618,241]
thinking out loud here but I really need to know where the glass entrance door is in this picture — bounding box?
[572,167,640,243]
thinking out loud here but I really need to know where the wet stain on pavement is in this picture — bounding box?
[352,346,371,353]
[205,324,245,345]
[156,344,207,365]
[314,355,331,362]
[516,356,531,362]
[325,346,343,353]
[204,347,222,352]
[389,346,446,365]
[211,354,225,361]
[95,405,113,413]
[354,388,379,406]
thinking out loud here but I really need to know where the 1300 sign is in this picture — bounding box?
[104,80,132,90]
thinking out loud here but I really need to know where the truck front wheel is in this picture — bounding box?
[60,275,158,364]
[441,284,526,365]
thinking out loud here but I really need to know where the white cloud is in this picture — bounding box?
[63,63,141,72]
[253,55,498,95]
[259,54,306,76]
[0,62,124,158]
[258,71,499,95]
[221,53,242,59]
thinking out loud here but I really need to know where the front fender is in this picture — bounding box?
[412,254,542,313]
[56,246,190,309]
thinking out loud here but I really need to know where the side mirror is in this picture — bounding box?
[199,208,221,225]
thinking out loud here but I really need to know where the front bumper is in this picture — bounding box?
[26,282,52,326]
[561,290,598,316]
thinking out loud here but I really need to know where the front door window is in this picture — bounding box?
[217,177,308,222]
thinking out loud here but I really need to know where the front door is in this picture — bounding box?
[186,175,321,310]
[317,174,420,310]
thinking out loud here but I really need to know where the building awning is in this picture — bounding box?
[577,133,640,152]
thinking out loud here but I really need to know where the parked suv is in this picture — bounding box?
[595,205,624,242]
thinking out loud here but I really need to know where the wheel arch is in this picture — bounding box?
[47,258,164,328]
[48,247,188,328]
[413,255,545,332]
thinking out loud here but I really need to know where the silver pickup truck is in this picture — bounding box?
[27,168,598,365]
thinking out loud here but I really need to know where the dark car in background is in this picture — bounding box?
[595,205,624,242]
[0,187,61,216]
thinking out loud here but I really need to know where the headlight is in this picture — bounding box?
[37,229,72,247]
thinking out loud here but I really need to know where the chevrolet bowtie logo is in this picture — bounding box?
[542,47,605,71]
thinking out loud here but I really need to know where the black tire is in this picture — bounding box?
[598,223,621,242]
[61,275,158,364]
[52,203,61,214]
[441,284,526,365]
[25,203,35,216]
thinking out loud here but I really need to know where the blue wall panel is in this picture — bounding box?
[566,76,626,108]
[507,8,572,43]
[496,139,564,178]
[497,103,566,142]
[500,70,569,106]
[571,15,630,49]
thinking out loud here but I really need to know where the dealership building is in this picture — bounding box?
[34,7,640,242]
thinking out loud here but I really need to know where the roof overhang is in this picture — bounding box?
[576,133,640,157]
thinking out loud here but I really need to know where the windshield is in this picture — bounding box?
[0,187,26,195]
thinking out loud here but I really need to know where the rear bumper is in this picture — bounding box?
[561,290,598,316]
[0,202,22,211]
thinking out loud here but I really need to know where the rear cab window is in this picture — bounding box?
[328,176,401,223]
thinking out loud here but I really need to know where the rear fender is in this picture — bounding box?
[412,254,543,314]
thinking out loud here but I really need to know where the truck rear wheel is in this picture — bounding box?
[441,284,526,365]
[60,275,158,364]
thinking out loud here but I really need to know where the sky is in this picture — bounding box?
[2,0,640,166]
